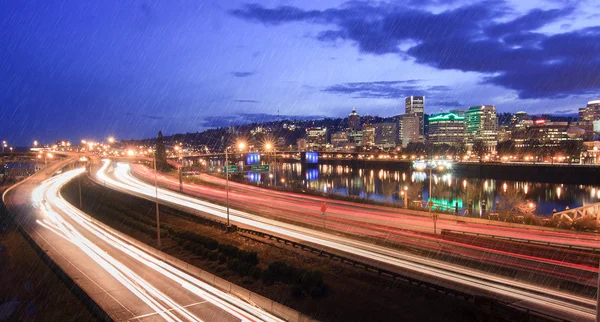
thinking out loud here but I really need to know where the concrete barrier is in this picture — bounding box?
[214,276,231,293]
[272,301,301,322]
[249,292,273,313]
[200,270,216,286]
[230,284,251,302]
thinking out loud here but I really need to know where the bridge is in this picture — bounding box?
[552,203,600,224]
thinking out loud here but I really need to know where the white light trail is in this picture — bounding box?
[99,160,596,321]
[35,167,283,322]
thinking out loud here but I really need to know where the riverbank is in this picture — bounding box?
[309,157,600,185]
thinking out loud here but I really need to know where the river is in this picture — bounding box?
[203,159,599,216]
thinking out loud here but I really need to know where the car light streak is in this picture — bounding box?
[36,167,283,322]
[99,160,597,321]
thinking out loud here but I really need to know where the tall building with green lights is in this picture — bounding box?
[428,112,466,146]
[465,105,498,150]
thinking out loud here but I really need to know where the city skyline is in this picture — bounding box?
[2,0,600,145]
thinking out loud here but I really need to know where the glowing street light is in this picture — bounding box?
[107,136,115,144]
[264,141,277,186]
[33,140,38,147]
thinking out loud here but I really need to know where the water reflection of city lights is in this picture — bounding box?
[463,180,467,189]
[484,180,488,190]
[524,184,528,194]
[503,183,507,192]
[556,187,562,199]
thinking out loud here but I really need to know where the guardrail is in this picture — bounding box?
[441,229,600,253]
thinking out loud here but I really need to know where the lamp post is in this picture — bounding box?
[2,141,6,153]
[265,142,276,186]
[420,162,446,234]
[153,149,161,249]
[224,141,245,228]
[225,146,230,227]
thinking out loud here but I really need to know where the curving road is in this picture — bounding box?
[3,159,284,322]
[98,160,597,321]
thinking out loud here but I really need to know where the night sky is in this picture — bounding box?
[1,0,599,145]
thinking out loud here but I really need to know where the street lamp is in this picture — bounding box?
[223,141,246,228]
[265,142,277,186]
[107,136,115,144]
[33,140,38,147]
[152,148,161,249]
[417,160,448,234]
[2,142,7,153]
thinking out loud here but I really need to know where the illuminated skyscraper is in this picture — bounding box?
[405,96,424,139]
[428,112,465,146]
[348,108,361,131]
[399,114,420,148]
[465,105,498,151]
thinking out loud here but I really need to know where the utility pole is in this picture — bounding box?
[225,147,230,227]
[428,166,438,234]
[78,174,83,209]
[179,166,183,192]
[154,151,161,249]
[597,257,600,322]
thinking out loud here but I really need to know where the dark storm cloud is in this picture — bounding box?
[486,7,574,37]
[436,101,463,107]
[231,2,600,99]
[322,80,450,99]
[231,71,256,77]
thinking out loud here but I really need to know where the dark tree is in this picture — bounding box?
[405,142,426,155]
[471,140,486,161]
[155,130,169,171]
[559,140,585,164]
[496,140,516,155]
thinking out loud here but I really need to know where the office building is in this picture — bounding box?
[347,131,363,147]
[510,111,533,130]
[331,131,354,151]
[512,120,576,148]
[399,114,420,148]
[465,105,498,151]
[405,96,424,139]
[348,108,361,131]
[375,122,398,149]
[579,100,600,136]
[305,127,327,151]
[362,125,376,147]
[428,112,465,146]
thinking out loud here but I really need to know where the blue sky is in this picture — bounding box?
[1,0,599,145]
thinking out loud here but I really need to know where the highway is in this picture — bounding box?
[98,160,598,321]
[129,163,600,283]
[132,163,600,251]
[3,159,285,322]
